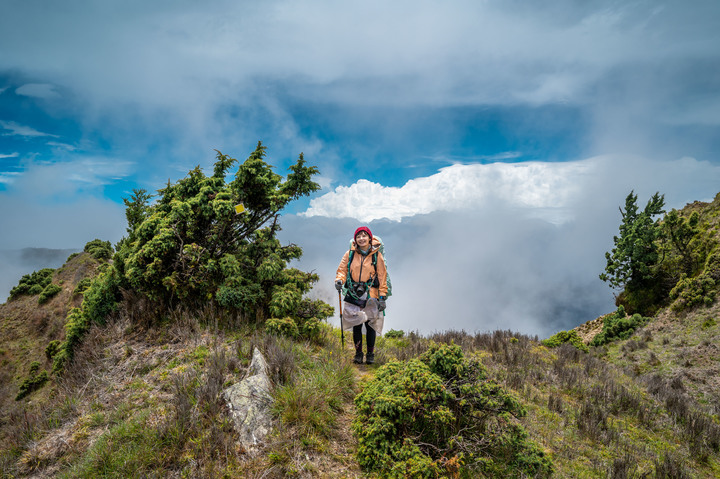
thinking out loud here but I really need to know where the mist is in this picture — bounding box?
[280,208,613,339]
[0,248,78,303]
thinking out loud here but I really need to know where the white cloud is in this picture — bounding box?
[0,172,21,184]
[5,157,135,198]
[0,152,19,159]
[0,121,58,138]
[0,158,129,251]
[286,154,720,337]
[46,141,78,151]
[15,83,60,99]
[303,155,720,223]
[303,159,590,222]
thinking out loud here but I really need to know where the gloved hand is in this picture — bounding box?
[377,297,386,312]
[335,280,343,292]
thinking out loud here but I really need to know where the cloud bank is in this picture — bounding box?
[288,155,720,337]
[303,156,720,223]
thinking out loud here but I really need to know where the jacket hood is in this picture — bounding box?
[351,236,381,254]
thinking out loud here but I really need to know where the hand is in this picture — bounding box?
[377,298,386,312]
[335,280,343,292]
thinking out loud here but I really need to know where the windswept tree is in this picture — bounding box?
[53,142,330,371]
[600,191,666,313]
[116,142,322,316]
[600,191,665,291]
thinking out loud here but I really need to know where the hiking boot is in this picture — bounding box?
[365,352,375,364]
[353,351,364,364]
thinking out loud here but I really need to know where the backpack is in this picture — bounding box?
[346,235,393,298]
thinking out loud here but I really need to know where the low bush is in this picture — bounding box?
[670,273,716,311]
[353,343,553,478]
[38,283,62,304]
[9,268,54,301]
[590,306,650,346]
[542,329,588,352]
[266,317,299,339]
[16,361,49,400]
[83,239,113,261]
[385,329,405,339]
[73,278,92,296]
[45,340,61,361]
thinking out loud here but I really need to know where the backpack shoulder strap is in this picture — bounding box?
[346,250,354,283]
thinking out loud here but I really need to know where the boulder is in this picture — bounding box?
[223,347,274,454]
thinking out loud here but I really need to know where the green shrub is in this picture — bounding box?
[82,268,121,325]
[670,273,716,311]
[16,361,49,400]
[542,330,589,352]
[353,343,553,478]
[385,329,405,339]
[84,239,113,261]
[590,306,650,346]
[29,284,44,295]
[73,278,92,296]
[66,252,80,262]
[8,268,54,300]
[45,340,62,361]
[266,317,299,338]
[38,283,62,304]
[53,308,89,372]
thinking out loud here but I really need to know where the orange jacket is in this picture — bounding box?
[335,238,388,299]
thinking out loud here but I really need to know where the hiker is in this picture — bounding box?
[335,226,388,365]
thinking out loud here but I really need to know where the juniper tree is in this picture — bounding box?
[53,142,329,371]
[600,191,665,291]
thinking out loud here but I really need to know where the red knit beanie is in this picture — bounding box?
[354,226,372,242]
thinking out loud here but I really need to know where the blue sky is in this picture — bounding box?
[2,0,720,336]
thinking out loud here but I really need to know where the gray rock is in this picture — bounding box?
[223,347,274,454]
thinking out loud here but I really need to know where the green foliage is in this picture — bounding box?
[385,329,405,339]
[73,278,92,296]
[83,239,113,261]
[122,188,154,239]
[16,361,49,400]
[266,317,299,338]
[8,268,54,300]
[661,209,701,275]
[542,330,589,352]
[81,268,122,325]
[38,283,62,304]
[600,191,720,315]
[53,308,88,372]
[353,343,553,478]
[45,340,61,361]
[116,143,322,321]
[590,306,650,346]
[53,268,122,372]
[670,273,716,311]
[600,191,665,291]
[266,297,332,341]
[51,144,326,371]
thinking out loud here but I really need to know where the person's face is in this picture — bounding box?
[355,231,370,248]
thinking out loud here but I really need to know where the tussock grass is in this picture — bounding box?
[362,327,720,477]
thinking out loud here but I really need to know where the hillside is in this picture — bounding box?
[1,249,719,477]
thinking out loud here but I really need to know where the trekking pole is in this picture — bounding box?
[338,291,345,349]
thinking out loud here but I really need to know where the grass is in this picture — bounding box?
[3,250,720,477]
[58,410,166,478]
